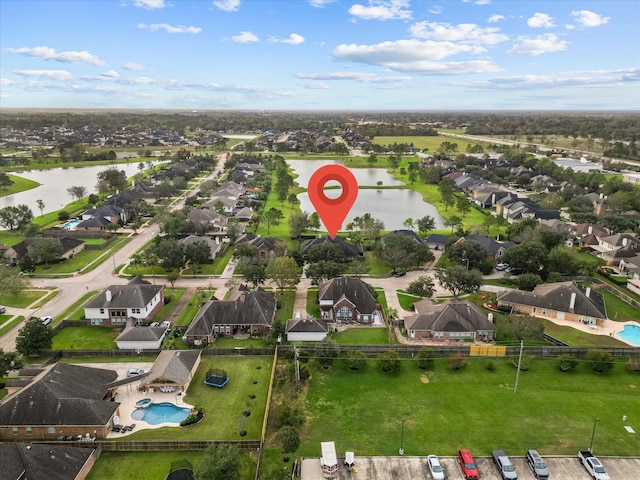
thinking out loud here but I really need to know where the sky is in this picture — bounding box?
[1,0,638,111]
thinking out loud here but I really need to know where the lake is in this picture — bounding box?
[287,159,404,187]
[0,163,144,215]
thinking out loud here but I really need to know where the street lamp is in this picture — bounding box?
[399,418,406,455]
[589,417,600,452]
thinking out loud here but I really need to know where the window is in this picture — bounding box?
[542,308,547,315]
[337,306,353,321]
[557,312,565,320]
[26,426,32,436]
[12,427,18,436]
[91,318,104,325]
[532,307,537,313]
[100,308,104,314]
[48,426,56,434]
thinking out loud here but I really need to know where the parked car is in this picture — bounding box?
[427,454,445,480]
[149,322,159,327]
[161,320,171,333]
[0,306,6,314]
[392,271,406,277]
[526,450,549,479]
[126,368,145,377]
[457,450,478,480]
[40,315,53,325]
[496,263,508,271]
[492,449,518,480]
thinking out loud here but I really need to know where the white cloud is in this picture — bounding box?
[527,13,555,28]
[571,10,610,28]
[132,0,166,9]
[429,6,441,15]
[13,69,74,81]
[409,21,508,45]
[137,23,201,34]
[308,0,336,6]
[270,33,305,45]
[302,82,330,89]
[122,62,144,71]
[102,70,120,78]
[213,0,240,12]
[488,14,504,23]
[507,33,568,56]
[0,78,15,85]
[5,46,106,66]
[294,71,410,83]
[231,31,259,43]
[349,0,412,21]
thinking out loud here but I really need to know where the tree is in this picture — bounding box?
[288,211,309,241]
[359,214,384,245]
[21,222,40,238]
[263,208,281,234]
[308,212,321,231]
[194,443,241,480]
[435,265,483,297]
[287,192,298,209]
[503,241,548,275]
[239,258,267,287]
[375,233,416,273]
[36,199,45,217]
[0,265,31,297]
[416,215,436,235]
[388,155,400,171]
[184,240,211,276]
[495,314,544,342]
[406,276,435,298]
[226,219,242,245]
[367,153,378,166]
[443,215,462,233]
[0,172,14,190]
[557,354,579,372]
[403,218,414,230]
[448,352,468,370]
[346,350,367,371]
[379,350,401,373]
[585,349,615,373]
[438,178,456,211]
[16,317,53,357]
[305,260,345,285]
[152,238,185,271]
[0,349,24,377]
[166,270,180,287]
[0,205,33,230]
[306,242,345,264]
[96,168,127,193]
[160,211,189,237]
[456,196,472,218]
[278,425,301,453]
[27,238,64,267]
[265,257,301,292]
[316,340,339,368]
[447,240,487,271]
[416,347,435,370]
[66,185,87,202]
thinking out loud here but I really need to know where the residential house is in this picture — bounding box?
[301,235,361,261]
[0,442,97,480]
[179,234,220,261]
[286,316,331,342]
[76,215,112,231]
[497,281,607,326]
[237,234,287,259]
[115,318,168,350]
[84,278,165,327]
[403,298,495,341]
[454,235,514,261]
[423,233,449,251]
[3,237,85,266]
[204,195,236,215]
[0,363,120,441]
[318,276,381,324]
[188,208,228,234]
[184,284,276,346]
[471,187,511,209]
[591,233,640,266]
[81,205,125,225]
[141,350,201,393]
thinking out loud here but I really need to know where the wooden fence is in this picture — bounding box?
[40,439,261,452]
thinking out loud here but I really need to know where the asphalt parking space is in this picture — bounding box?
[301,456,640,480]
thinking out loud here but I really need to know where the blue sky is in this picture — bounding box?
[1,0,638,110]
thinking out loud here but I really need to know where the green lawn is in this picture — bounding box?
[0,289,51,308]
[122,356,272,441]
[306,289,321,319]
[86,450,257,480]
[0,232,25,248]
[0,174,39,197]
[540,319,630,347]
[0,316,24,336]
[173,290,212,327]
[372,135,492,153]
[601,289,640,322]
[58,290,100,320]
[275,289,296,324]
[328,327,389,344]
[210,336,270,349]
[153,288,186,322]
[181,244,234,276]
[30,237,131,274]
[52,326,120,350]
[0,314,11,326]
[397,290,422,310]
[299,356,640,457]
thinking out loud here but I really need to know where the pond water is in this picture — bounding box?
[0,162,145,215]
[287,159,404,187]
[297,188,446,231]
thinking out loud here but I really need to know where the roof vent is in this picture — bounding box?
[106,289,112,302]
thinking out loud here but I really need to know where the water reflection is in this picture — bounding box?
[287,159,404,187]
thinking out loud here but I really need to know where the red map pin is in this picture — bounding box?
[308,164,358,239]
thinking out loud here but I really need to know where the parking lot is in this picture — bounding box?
[301,455,640,480]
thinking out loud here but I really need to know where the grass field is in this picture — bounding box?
[397,290,422,310]
[153,288,186,322]
[372,135,489,153]
[328,327,389,344]
[299,356,640,457]
[0,289,51,308]
[540,320,630,347]
[52,326,120,350]
[601,289,640,322]
[121,356,272,441]
[58,290,99,320]
[0,174,39,197]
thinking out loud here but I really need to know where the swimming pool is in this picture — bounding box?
[64,219,81,230]
[131,402,190,425]
[618,324,640,346]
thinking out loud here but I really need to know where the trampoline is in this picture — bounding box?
[204,369,229,388]
[165,459,194,480]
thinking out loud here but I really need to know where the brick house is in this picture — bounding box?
[497,281,607,326]
[318,276,381,324]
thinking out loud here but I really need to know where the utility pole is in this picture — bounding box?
[514,340,524,394]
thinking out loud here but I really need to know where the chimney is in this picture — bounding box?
[488,313,494,324]
[623,237,628,246]
[106,289,112,302]
[588,225,593,234]
[585,287,591,298]
[569,292,576,311]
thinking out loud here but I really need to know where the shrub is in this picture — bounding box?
[558,354,578,372]
[486,360,495,371]
[57,210,70,221]
[379,350,401,373]
[346,350,367,371]
[180,406,204,427]
[626,357,640,372]
[278,425,300,453]
[517,273,543,291]
[448,352,468,370]
[585,349,614,373]
[416,347,435,370]
[275,400,305,429]
[512,355,534,371]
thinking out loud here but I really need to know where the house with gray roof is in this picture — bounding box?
[141,350,201,393]
[115,319,168,350]
[84,279,164,327]
[301,235,360,261]
[3,236,85,266]
[237,234,287,259]
[286,316,331,342]
[318,276,381,325]
[404,298,495,341]
[184,284,276,346]
[497,281,607,326]
[179,234,220,260]
[0,363,119,441]
[188,208,228,234]
[455,235,514,261]
[0,442,97,480]
[81,204,125,224]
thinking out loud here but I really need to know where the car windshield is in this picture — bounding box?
[535,462,546,469]
[594,466,606,473]
[465,463,476,470]
[504,465,515,472]
[431,464,442,472]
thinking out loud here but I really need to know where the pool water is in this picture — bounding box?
[64,219,81,229]
[131,402,190,425]
[618,324,640,346]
